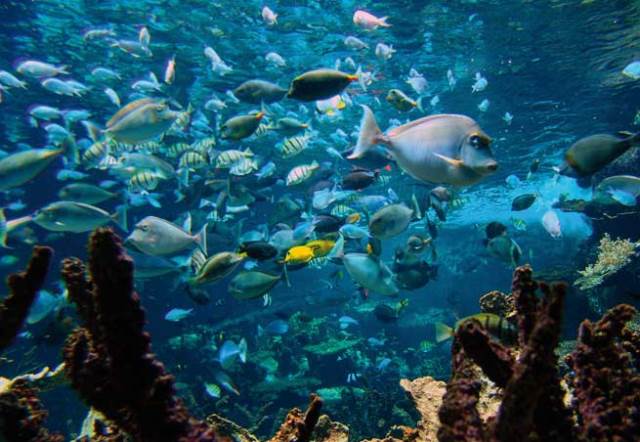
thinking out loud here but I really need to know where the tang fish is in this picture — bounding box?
[33,201,126,233]
[126,216,207,256]
[105,98,179,144]
[349,105,497,186]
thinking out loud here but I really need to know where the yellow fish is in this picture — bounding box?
[305,239,335,258]
[283,245,315,264]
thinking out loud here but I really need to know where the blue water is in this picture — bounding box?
[1,0,639,439]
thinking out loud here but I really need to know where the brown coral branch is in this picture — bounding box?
[268,394,324,442]
[0,246,52,351]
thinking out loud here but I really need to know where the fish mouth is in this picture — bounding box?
[476,161,498,175]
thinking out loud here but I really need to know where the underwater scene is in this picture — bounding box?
[0,0,639,440]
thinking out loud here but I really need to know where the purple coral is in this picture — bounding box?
[62,228,216,442]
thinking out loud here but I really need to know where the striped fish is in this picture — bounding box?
[129,170,164,191]
[286,161,319,186]
[229,157,258,176]
[179,151,207,169]
[253,123,273,138]
[331,204,357,218]
[191,136,217,153]
[215,148,253,168]
[167,142,191,158]
[83,139,110,166]
[137,141,162,154]
[435,313,517,344]
[278,134,310,159]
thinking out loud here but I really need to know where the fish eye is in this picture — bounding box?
[139,224,149,232]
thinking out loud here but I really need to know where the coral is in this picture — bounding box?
[0,379,63,442]
[0,245,52,351]
[268,394,323,442]
[566,304,640,441]
[205,414,261,442]
[478,290,514,319]
[575,233,638,290]
[312,415,349,442]
[399,377,445,442]
[61,228,216,442]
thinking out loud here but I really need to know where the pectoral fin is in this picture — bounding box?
[433,153,465,168]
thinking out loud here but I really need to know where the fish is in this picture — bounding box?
[561,132,640,178]
[262,6,278,26]
[33,201,126,233]
[126,216,207,256]
[353,10,390,30]
[164,308,193,322]
[594,175,640,207]
[220,112,265,140]
[286,161,319,186]
[541,210,562,239]
[0,71,27,89]
[342,168,379,190]
[204,383,221,398]
[369,204,413,239]
[104,98,179,144]
[283,245,315,265]
[189,251,245,286]
[338,315,359,329]
[16,60,68,78]
[265,52,286,67]
[58,183,117,204]
[375,43,396,61]
[0,148,63,191]
[217,339,247,365]
[229,271,283,299]
[278,134,310,158]
[386,89,420,112]
[511,194,537,211]
[258,319,289,335]
[287,69,358,101]
[344,36,369,50]
[435,313,517,344]
[233,79,287,104]
[214,370,240,395]
[486,235,522,267]
[349,105,498,186]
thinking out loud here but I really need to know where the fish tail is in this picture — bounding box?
[348,105,382,160]
[58,65,70,75]
[0,209,8,249]
[327,234,345,259]
[112,205,128,231]
[416,96,424,113]
[434,322,453,343]
[82,120,103,143]
[195,223,208,255]
[379,16,391,27]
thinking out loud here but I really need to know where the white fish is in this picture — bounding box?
[0,71,26,89]
[204,47,232,75]
[139,26,151,47]
[164,56,176,84]
[265,52,286,67]
[541,210,562,238]
[41,78,82,96]
[205,96,226,112]
[622,61,640,80]
[262,6,278,26]
[344,36,369,50]
[472,72,488,92]
[16,60,68,78]
[104,87,121,107]
[503,112,513,125]
[447,69,457,90]
[126,215,207,256]
[90,67,121,82]
[164,308,192,322]
[375,43,395,61]
[478,99,490,112]
[29,105,62,121]
[406,68,427,94]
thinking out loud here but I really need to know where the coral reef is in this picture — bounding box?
[267,394,323,442]
[0,245,52,351]
[575,233,638,290]
[399,377,445,441]
[0,246,61,442]
[477,290,514,319]
[566,304,640,441]
[61,228,216,441]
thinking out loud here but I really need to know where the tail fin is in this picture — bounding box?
[379,16,391,27]
[195,223,208,255]
[416,96,424,113]
[82,121,103,143]
[238,338,247,363]
[0,209,8,248]
[327,234,345,259]
[347,105,382,160]
[434,322,453,343]
[111,205,127,231]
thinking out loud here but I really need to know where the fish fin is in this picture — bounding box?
[111,205,127,231]
[238,338,247,363]
[416,96,424,113]
[0,209,8,249]
[379,16,391,27]
[433,152,465,168]
[257,324,264,337]
[195,223,208,255]
[348,105,383,160]
[327,234,345,259]
[625,131,640,145]
[183,213,192,233]
[82,121,103,143]
[434,322,453,343]
[58,65,70,75]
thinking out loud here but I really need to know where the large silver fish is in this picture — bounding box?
[0,148,63,191]
[349,105,497,186]
[342,253,399,295]
[33,201,126,233]
[126,215,206,256]
[105,98,179,144]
